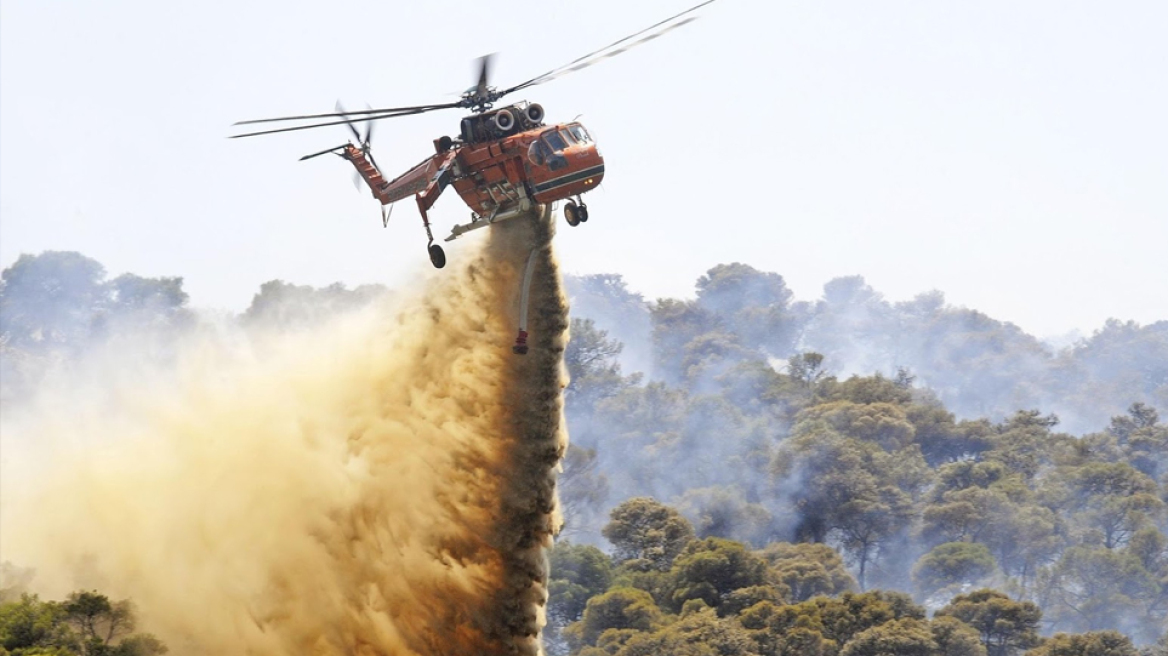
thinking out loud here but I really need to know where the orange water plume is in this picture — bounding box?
[0,208,569,655]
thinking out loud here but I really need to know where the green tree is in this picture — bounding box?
[0,591,166,656]
[563,587,666,650]
[810,590,925,648]
[1057,463,1163,549]
[603,498,696,570]
[1108,403,1168,479]
[786,353,828,390]
[912,542,996,598]
[61,590,134,648]
[759,542,856,602]
[547,542,614,626]
[666,538,776,614]
[936,589,1042,656]
[930,616,988,656]
[565,318,640,409]
[614,606,759,656]
[0,594,73,653]
[1025,631,1139,656]
[838,617,937,656]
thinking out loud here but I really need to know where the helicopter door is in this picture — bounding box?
[543,130,569,171]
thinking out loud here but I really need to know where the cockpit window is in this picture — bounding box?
[569,124,591,143]
[527,140,549,166]
[544,130,568,153]
[559,128,578,145]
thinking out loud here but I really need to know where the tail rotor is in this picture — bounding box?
[335,101,384,189]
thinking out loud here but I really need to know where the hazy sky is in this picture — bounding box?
[2,0,1165,338]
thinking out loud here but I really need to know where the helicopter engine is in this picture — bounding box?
[460,102,545,144]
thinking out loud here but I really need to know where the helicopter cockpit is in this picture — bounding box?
[527,123,594,171]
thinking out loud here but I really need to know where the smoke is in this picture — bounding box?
[0,207,569,655]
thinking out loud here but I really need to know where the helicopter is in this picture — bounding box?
[231,0,718,269]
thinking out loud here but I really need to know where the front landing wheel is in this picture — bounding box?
[428,243,446,269]
[578,204,589,222]
[563,201,580,227]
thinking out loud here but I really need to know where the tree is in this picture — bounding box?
[936,589,1042,656]
[786,353,828,389]
[63,591,136,655]
[547,542,614,626]
[650,299,720,384]
[930,616,988,656]
[808,590,925,648]
[694,263,799,356]
[603,498,696,570]
[1025,631,1139,656]
[758,542,856,602]
[1056,463,1164,549]
[1109,404,1168,479]
[0,591,166,656]
[666,537,776,614]
[557,445,610,538]
[563,587,666,650]
[695,264,793,318]
[832,486,915,590]
[675,486,773,547]
[0,593,72,653]
[912,542,996,598]
[106,274,189,321]
[564,273,652,375]
[565,318,640,409]
[0,251,107,351]
[838,617,937,656]
[613,606,760,656]
[1042,546,1158,638]
[241,280,386,329]
[795,401,916,452]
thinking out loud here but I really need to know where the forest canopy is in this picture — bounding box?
[2,253,1166,653]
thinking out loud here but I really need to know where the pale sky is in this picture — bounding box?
[2,0,1165,338]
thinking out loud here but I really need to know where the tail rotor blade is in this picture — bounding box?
[336,100,362,143]
[299,143,349,161]
[361,103,375,147]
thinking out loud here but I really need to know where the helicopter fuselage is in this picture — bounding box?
[450,118,604,218]
[360,102,604,245]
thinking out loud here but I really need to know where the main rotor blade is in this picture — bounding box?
[230,107,447,139]
[502,0,718,96]
[475,53,494,98]
[233,101,460,127]
[336,100,363,143]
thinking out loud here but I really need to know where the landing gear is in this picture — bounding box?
[428,243,446,269]
[564,197,590,226]
[564,200,581,227]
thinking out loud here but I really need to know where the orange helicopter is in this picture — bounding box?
[231,1,717,269]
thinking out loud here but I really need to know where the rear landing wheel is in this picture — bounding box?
[564,201,580,227]
[428,243,446,269]
[578,204,589,222]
